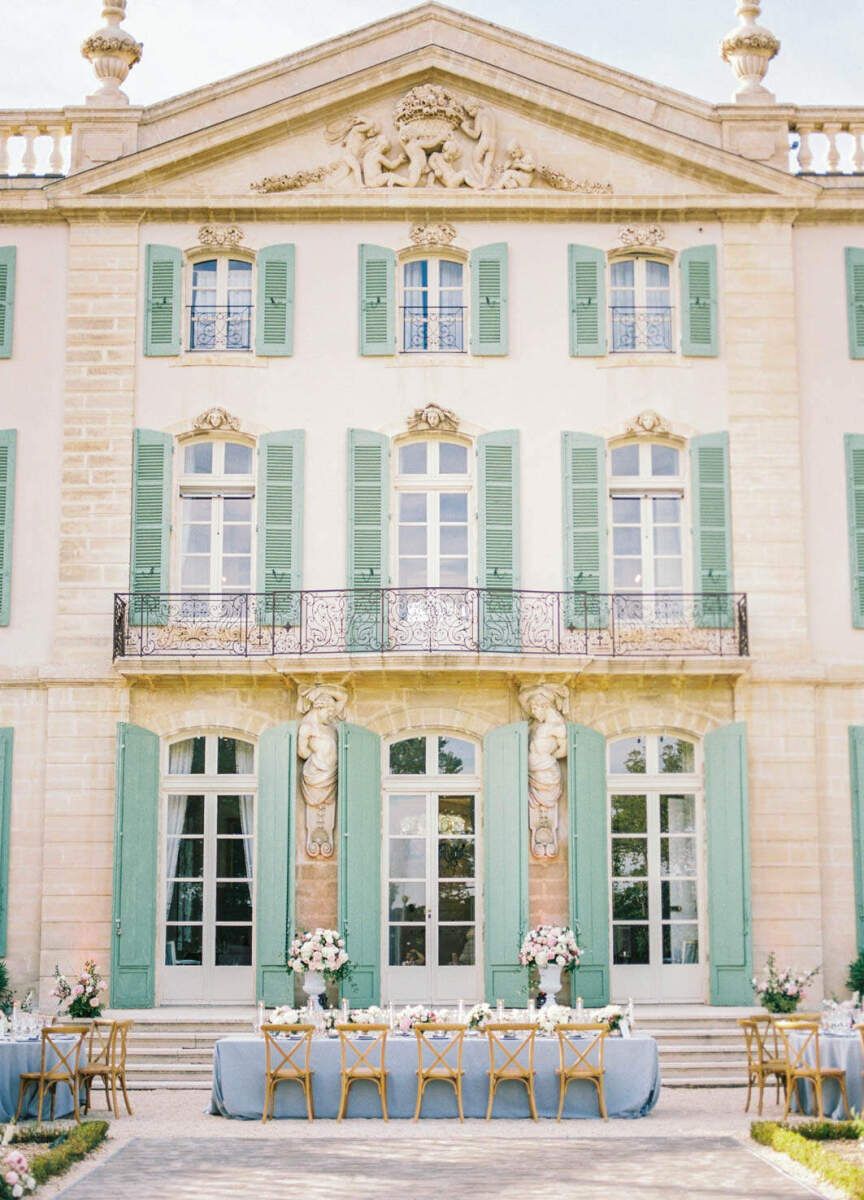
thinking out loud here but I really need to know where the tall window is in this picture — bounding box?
[610,257,672,352]
[401,259,465,352]
[609,442,685,612]
[394,439,472,588]
[178,440,254,595]
[189,258,253,352]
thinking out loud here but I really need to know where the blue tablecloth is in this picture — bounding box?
[210,1032,661,1120]
[0,1037,77,1121]
[788,1030,862,1119]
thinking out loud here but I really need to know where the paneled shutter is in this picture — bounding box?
[337,723,381,1007]
[358,245,395,355]
[0,729,12,957]
[257,431,304,627]
[477,430,520,651]
[111,723,159,1007]
[0,431,17,627]
[567,723,609,1006]
[845,434,864,628]
[470,243,508,355]
[129,430,172,627]
[0,247,17,360]
[850,728,864,951]
[346,429,388,652]
[144,245,181,356]
[256,244,295,356]
[680,245,718,357]
[483,722,529,1006]
[568,245,606,356]
[691,432,733,629]
[561,432,607,631]
[846,249,864,360]
[257,721,298,1005]
[705,722,752,1005]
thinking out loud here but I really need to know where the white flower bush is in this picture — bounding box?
[287,929,350,981]
[518,926,582,971]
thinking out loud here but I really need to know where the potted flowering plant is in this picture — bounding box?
[50,960,107,1019]
[752,952,820,1014]
[519,926,582,1008]
[287,929,351,1009]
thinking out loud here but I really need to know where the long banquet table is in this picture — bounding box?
[0,1037,78,1121]
[787,1029,863,1119]
[209,1032,661,1120]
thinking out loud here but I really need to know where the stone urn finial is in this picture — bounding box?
[720,1,779,104]
[81,1,143,106]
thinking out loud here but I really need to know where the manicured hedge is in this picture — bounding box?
[25,1121,108,1185]
[751,1121,864,1199]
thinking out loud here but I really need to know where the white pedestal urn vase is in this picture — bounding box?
[301,970,326,1013]
[537,964,563,1008]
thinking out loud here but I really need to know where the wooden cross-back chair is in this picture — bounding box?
[413,1022,467,1122]
[261,1023,316,1122]
[738,1016,785,1115]
[775,1020,850,1120]
[335,1023,389,1121]
[15,1024,89,1123]
[555,1022,610,1121]
[485,1023,538,1121]
[80,1019,134,1117]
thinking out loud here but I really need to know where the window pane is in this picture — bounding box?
[609,737,646,774]
[655,559,682,588]
[184,443,213,474]
[165,924,202,966]
[399,444,427,475]
[663,924,698,965]
[439,260,463,288]
[438,796,474,835]
[216,880,252,922]
[168,738,206,775]
[217,838,251,878]
[611,260,634,286]
[217,739,254,775]
[215,925,252,966]
[611,794,647,833]
[439,925,475,967]
[224,443,252,474]
[182,496,212,523]
[169,837,203,879]
[398,559,428,587]
[389,925,425,967]
[181,559,210,587]
[389,882,426,921]
[659,740,695,775]
[216,794,242,831]
[610,445,639,476]
[166,880,202,923]
[192,259,217,286]
[399,492,427,521]
[651,445,679,476]
[404,260,428,289]
[612,837,647,876]
[646,260,670,287]
[662,879,698,921]
[440,558,469,586]
[614,560,642,589]
[439,839,474,878]
[439,442,468,474]
[660,794,696,833]
[661,836,697,876]
[399,525,427,555]
[612,496,641,523]
[440,526,468,555]
[653,527,681,555]
[389,739,427,776]
[388,793,426,834]
[182,523,211,554]
[221,557,251,588]
[653,497,681,523]
[438,737,475,775]
[439,881,474,921]
[223,524,251,554]
[613,527,641,555]
[223,497,252,523]
[612,880,648,920]
[440,493,468,521]
[389,838,426,877]
[613,924,648,965]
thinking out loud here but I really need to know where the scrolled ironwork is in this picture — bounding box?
[188,305,252,351]
[610,306,673,353]
[400,306,466,352]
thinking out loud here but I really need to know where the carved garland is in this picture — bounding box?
[618,224,666,249]
[193,407,241,432]
[407,403,460,433]
[197,224,245,249]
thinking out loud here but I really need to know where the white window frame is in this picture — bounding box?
[186,253,255,353]
[608,253,675,354]
[392,436,475,590]
[398,251,468,354]
[607,440,689,599]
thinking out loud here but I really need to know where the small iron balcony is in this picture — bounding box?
[187,305,253,352]
[400,305,466,352]
[610,305,673,353]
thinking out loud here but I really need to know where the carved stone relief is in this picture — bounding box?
[407,403,460,433]
[409,222,458,248]
[297,684,348,860]
[625,409,672,437]
[518,684,569,860]
[618,224,666,249]
[193,407,241,432]
[198,224,245,249]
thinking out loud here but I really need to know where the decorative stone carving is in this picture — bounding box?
[460,98,498,188]
[193,407,241,432]
[81,2,143,106]
[720,1,780,103]
[409,223,458,249]
[325,115,381,186]
[252,165,334,193]
[197,225,245,249]
[618,224,666,249]
[625,410,671,437]
[407,404,460,433]
[297,685,348,860]
[519,684,569,860]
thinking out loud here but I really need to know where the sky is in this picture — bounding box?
[0,0,861,111]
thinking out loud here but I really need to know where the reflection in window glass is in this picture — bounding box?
[438,737,475,775]
[168,737,206,775]
[658,737,695,774]
[612,880,648,920]
[389,882,426,921]
[610,445,639,476]
[611,837,647,876]
[389,738,427,775]
[611,794,647,834]
[613,924,649,965]
[439,925,474,966]
[389,839,426,877]
[389,795,426,836]
[217,737,254,775]
[609,736,646,774]
[389,926,425,967]
[660,794,695,834]
[663,924,698,965]
[438,796,474,835]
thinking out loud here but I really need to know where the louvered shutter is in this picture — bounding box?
[129,430,172,627]
[338,723,381,1007]
[346,429,388,651]
[484,722,530,1006]
[691,433,733,629]
[0,248,17,360]
[477,430,520,651]
[470,243,508,355]
[144,245,181,356]
[0,431,17,627]
[846,249,864,360]
[680,245,718,357]
[256,244,294,356]
[561,432,607,630]
[257,431,304,627]
[568,245,606,356]
[257,721,298,1004]
[850,727,864,952]
[0,728,12,957]
[845,434,864,627]
[567,723,609,1006]
[358,245,395,355]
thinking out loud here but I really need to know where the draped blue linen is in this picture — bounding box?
[787,1030,863,1119]
[0,1038,77,1121]
[209,1033,660,1120]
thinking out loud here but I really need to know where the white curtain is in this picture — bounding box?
[165,795,190,917]
[235,740,254,774]
[239,794,254,882]
[168,738,196,776]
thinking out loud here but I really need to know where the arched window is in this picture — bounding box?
[188,256,253,352]
[177,438,255,596]
[400,256,466,352]
[610,256,672,353]
[393,437,472,589]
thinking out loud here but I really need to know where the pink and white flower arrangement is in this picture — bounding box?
[50,960,107,1019]
[287,929,351,982]
[467,1002,493,1031]
[349,1006,386,1025]
[752,952,820,1015]
[269,1006,301,1026]
[519,926,582,973]
[535,1004,572,1035]
[0,1150,36,1199]
[396,1005,439,1033]
[595,1005,624,1033]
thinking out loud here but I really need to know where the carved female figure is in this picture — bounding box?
[460,99,497,187]
[297,685,347,858]
[519,685,569,859]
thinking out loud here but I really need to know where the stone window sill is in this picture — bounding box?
[170,354,269,368]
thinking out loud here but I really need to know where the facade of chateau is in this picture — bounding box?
[1,1,864,1011]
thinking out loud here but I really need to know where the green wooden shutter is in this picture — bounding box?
[470,243,508,355]
[337,723,381,1007]
[845,434,864,628]
[691,432,733,629]
[0,248,17,360]
[0,431,17,627]
[129,430,172,627]
[111,723,159,1007]
[477,430,520,651]
[561,432,607,631]
[256,244,295,356]
[850,728,864,951]
[568,245,606,356]
[484,722,529,1005]
[846,249,864,360]
[144,245,181,357]
[257,721,297,1005]
[359,245,395,355]
[680,245,718,357]
[257,431,304,627]
[346,429,388,652]
[705,721,752,1005]
[567,723,609,1006]
[0,729,13,957]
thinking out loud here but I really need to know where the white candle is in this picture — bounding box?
[496,998,504,1021]
[341,997,349,1020]
[457,998,465,1023]
[576,995,583,1017]
[528,997,536,1018]
[256,1001,265,1031]
[388,1001,395,1029]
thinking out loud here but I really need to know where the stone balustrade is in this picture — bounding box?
[0,112,71,177]
[788,111,864,175]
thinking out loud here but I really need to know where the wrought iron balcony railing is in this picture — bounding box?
[113,589,748,660]
[610,306,673,353]
[401,305,466,352]
[187,305,253,352]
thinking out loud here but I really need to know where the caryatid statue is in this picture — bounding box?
[297,684,348,859]
[518,684,569,859]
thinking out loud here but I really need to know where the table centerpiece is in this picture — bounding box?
[287,929,351,1012]
[519,925,582,1008]
[752,952,820,1014]
[49,959,107,1019]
